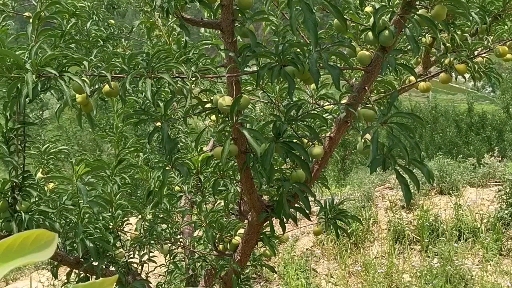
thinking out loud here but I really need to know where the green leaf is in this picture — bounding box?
[287,0,298,38]
[416,14,440,38]
[76,108,83,129]
[0,49,25,67]
[323,59,341,91]
[261,142,275,174]
[240,127,262,156]
[394,168,412,206]
[404,28,420,57]
[410,159,435,185]
[396,62,417,78]
[85,112,96,130]
[261,263,277,274]
[146,78,154,107]
[388,111,425,128]
[282,141,309,160]
[386,132,409,163]
[71,275,119,288]
[292,204,311,221]
[309,53,320,87]
[221,138,231,163]
[299,0,318,49]
[282,69,296,99]
[324,0,347,26]
[0,229,58,279]
[369,130,380,173]
[398,164,420,192]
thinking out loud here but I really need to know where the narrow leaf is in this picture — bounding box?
[394,168,413,206]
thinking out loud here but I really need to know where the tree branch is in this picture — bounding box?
[177,13,222,31]
[50,251,150,286]
[0,233,150,287]
[207,0,268,287]
[305,0,417,186]
[372,37,512,101]
[421,37,436,73]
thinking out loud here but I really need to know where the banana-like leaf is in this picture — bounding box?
[71,275,119,288]
[0,229,58,279]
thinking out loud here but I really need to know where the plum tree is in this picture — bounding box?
[406,76,419,89]
[0,0,510,287]
[363,31,378,46]
[228,144,239,157]
[115,249,125,260]
[16,202,29,213]
[261,249,275,259]
[238,95,251,110]
[212,146,223,160]
[228,236,241,252]
[159,244,170,255]
[333,19,347,34]
[278,233,289,243]
[81,101,94,114]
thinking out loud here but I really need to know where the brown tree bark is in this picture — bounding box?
[217,0,267,287]
[196,1,420,287]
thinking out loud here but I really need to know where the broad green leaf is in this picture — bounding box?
[71,275,119,288]
[0,229,58,279]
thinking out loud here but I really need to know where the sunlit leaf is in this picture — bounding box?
[0,229,58,279]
